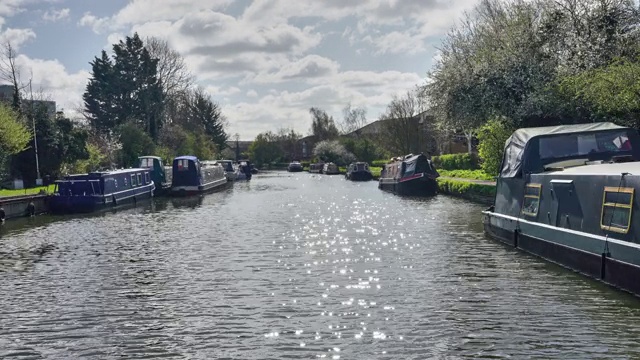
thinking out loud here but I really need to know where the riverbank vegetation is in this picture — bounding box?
[0,34,229,188]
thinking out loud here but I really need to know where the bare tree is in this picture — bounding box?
[0,42,25,113]
[144,37,194,96]
[380,88,435,156]
[340,103,368,136]
[309,107,339,141]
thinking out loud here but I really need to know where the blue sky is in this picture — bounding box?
[0,0,479,139]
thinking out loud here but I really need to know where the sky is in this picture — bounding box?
[0,0,479,140]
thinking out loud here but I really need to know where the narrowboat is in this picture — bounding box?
[345,162,373,181]
[215,159,237,181]
[48,168,155,214]
[378,153,439,196]
[235,161,253,180]
[309,162,324,173]
[288,161,304,172]
[138,156,170,195]
[482,122,640,295]
[171,156,227,196]
[323,162,340,175]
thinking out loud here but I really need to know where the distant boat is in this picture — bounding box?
[171,156,227,196]
[215,159,237,181]
[48,168,155,214]
[138,156,170,195]
[322,162,340,175]
[378,153,439,196]
[309,162,324,173]
[346,162,373,181]
[287,161,304,172]
[235,161,253,180]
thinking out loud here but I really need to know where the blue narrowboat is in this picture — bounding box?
[138,156,171,195]
[483,122,640,296]
[48,168,155,214]
[171,156,227,196]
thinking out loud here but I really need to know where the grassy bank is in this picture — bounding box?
[0,185,55,198]
[437,169,494,181]
[437,177,495,205]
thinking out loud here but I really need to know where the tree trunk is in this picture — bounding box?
[465,130,473,154]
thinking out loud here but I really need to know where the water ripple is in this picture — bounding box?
[1,173,640,359]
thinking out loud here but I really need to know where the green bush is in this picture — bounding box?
[477,118,513,176]
[437,169,494,181]
[437,178,496,197]
[371,159,388,167]
[432,153,479,170]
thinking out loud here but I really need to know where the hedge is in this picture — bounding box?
[432,153,479,171]
[437,178,495,204]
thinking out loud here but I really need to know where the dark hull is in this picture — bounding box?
[346,171,373,181]
[483,211,640,296]
[378,174,438,196]
[48,187,154,214]
[288,167,303,172]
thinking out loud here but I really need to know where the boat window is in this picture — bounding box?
[131,174,137,187]
[137,173,142,185]
[601,187,634,233]
[522,183,542,217]
[145,173,150,183]
[539,131,632,160]
[114,179,118,189]
[139,158,152,168]
[176,159,190,171]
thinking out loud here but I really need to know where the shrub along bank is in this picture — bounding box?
[436,178,495,205]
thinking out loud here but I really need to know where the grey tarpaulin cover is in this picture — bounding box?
[500,122,627,178]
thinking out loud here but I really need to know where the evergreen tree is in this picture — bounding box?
[189,90,228,151]
[83,33,164,141]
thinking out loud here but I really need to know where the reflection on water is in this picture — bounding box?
[1,171,640,359]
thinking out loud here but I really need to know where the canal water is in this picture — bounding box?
[1,172,640,359]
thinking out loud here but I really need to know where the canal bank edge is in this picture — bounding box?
[437,177,496,205]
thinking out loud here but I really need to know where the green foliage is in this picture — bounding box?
[432,153,478,171]
[477,118,514,176]
[425,0,640,134]
[340,137,386,163]
[118,122,155,167]
[188,89,228,150]
[0,103,30,179]
[438,169,494,181]
[11,109,89,185]
[83,33,164,141]
[437,178,496,198]
[62,143,107,174]
[371,159,388,167]
[248,131,283,167]
[558,57,640,128]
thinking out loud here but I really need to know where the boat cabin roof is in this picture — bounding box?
[500,122,640,178]
[174,155,198,162]
[139,155,161,160]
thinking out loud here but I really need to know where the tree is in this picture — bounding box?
[118,122,155,167]
[340,103,368,136]
[188,88,228,151]
[0,103,30,179]
[309,107,339,141]
[11,108,89,185]
[83,33,165,141]
[313,140,356,166]
[558,57,640,128]
[379,88,433,155]
[477,117,513,175]
[0,42,24,113]
[144,36,194,96]
[248,132,283,167]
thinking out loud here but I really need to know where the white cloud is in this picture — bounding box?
[42,8,69,22]
[0,0,25,18]
[78,12,110,33]
[15,54,90,117]
[252,55,340,84]
[246,89,258,98]
[0,27,36,49]
[204,85,240,97]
